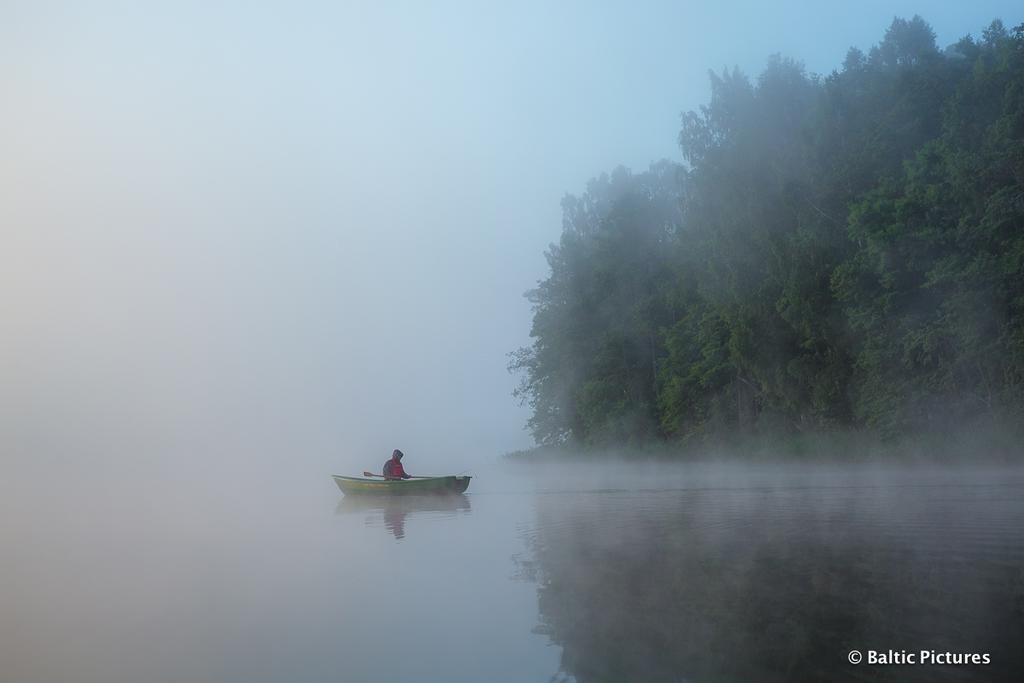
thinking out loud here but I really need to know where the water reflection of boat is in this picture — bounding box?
[335,493,470,539]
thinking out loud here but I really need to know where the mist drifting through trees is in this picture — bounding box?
[511,16,1024,449]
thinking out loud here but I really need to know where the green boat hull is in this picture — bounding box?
[332,475,471,495]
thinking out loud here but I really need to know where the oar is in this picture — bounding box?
[362,471,435,479]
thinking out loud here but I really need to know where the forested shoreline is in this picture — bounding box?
[510,17,1024,450]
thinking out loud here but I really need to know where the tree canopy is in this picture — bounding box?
[511,17,1024,447]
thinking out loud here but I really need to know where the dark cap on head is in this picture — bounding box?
[392,449,404,459]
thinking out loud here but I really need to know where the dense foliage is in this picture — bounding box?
[511,17,1024,446]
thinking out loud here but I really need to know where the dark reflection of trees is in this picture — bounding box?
[335,494,470,539]
[522,488,1024,683]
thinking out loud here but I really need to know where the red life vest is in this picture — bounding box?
[383,457,407,480]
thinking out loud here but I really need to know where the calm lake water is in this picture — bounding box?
[4,461,1023,682]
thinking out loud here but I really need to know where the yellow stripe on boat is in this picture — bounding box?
[332,475,471,495]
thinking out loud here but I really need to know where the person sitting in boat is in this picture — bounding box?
[383,449,411,480]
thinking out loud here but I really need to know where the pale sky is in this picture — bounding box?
[2,1,1019,470]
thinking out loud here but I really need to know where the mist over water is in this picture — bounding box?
[5,2,1024,681]
[4,459,1022,682]
[521,462,1024,682]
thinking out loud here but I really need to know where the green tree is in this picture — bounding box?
[513,16,1024,449]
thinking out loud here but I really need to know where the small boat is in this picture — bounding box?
[332,475,472,495]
